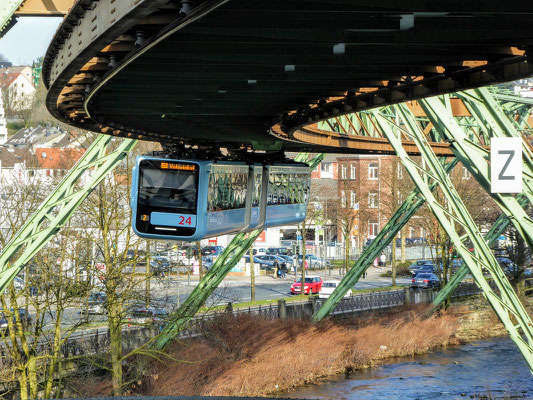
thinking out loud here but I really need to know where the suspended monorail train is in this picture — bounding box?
[130,156,311,241]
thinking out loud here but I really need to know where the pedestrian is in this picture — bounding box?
[374,257,378,267]
[380,253,386,267]
[362,270,367,279]
[273,260,279,279]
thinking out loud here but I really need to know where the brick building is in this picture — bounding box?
[336,154,426,249]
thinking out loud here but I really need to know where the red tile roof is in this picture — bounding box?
[35,148,85,169]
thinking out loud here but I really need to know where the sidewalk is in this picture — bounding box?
[156,265,394,288]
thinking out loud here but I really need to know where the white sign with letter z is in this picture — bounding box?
[491,137,523,193]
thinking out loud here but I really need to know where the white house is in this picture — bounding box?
[0,71,35,112]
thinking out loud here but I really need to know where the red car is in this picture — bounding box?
[290,276,323,295]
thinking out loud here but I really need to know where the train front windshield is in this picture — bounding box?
[135,160,199,236]
[140,168,197,210]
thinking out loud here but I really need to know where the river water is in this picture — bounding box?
[286,337,532,399]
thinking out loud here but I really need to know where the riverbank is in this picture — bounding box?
[77,297,531,398]
[136,297,531,397]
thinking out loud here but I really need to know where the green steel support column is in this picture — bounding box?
[431,194,528,310]
[374,108,533,371]
[412,98,533,249]
[0,135,137,292]
[459,89,533,202]
[155,229,263,349]
[155,152,324,348]
[312,158,458,322]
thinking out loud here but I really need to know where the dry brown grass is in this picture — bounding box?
[134,306,460,397]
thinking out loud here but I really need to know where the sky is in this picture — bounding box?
[0,17,62,65]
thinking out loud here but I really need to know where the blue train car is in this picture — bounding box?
[130,156,310,241]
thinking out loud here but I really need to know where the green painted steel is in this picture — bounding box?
[413,98,533,249]
[312,157,458,323]
[0,135,137,292]
[458,88,533,203]
[374,107,533,371]
[0,0,23,36]
[154,229,262,349]
[431,194,528,310]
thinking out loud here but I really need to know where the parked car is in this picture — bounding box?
[319,280,351,299]
[127,305,168,326]
[411,273,441,289]
[86,292,107,314]
[244,255,274,270]
[277,255,295,269]
[266,247,292,256]
[297,254,330,269]
[290,276,323,295]
[409,260,436,276]
[0,308,32,333]
[408,260,433,275]
[256,255,287,270]
[202,246,225,256]
[254,248,268,255]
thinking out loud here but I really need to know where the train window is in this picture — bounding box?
[208,165,249,211]
[139,163,197,212]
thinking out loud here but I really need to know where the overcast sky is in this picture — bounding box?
[0,17,62,65]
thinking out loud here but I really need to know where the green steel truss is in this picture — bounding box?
[155,229,262,349]
[0,0,24,36]
[312,158,458,322]
[0,135,137,292]
[458,88,533,203]
[431,194,528,311]
[414,98,533,248]
[373,106,533,371]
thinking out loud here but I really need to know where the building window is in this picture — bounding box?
[368,192,378,208]
[341,164,347,179]
[350,164,356,180]
[397,163,403,179]
[341,190,346,208]
[462,167,470,180]
[409,227,415,238]
[350,190,356,208]
[369,222,379,238]
[397,190,403,204]
[368,162,378,180]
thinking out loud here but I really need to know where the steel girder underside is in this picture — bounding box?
[43,0,533,153]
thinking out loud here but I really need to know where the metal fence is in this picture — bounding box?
[320,289,406,316]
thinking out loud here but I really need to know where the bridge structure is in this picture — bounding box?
[1,0,533,372]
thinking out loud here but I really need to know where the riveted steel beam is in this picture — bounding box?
[312,157,458,323]
[457,88,533,203]
[154,229,263,349]
[374,106,533,372]
[412,98,533,249]
[432,194,528,311]
[0,135,137,292]
[0,0,24,36]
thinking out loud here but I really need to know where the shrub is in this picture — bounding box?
[380,261,411,277]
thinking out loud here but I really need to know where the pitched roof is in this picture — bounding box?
[0,72,21,88]
[35,148,85,169]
